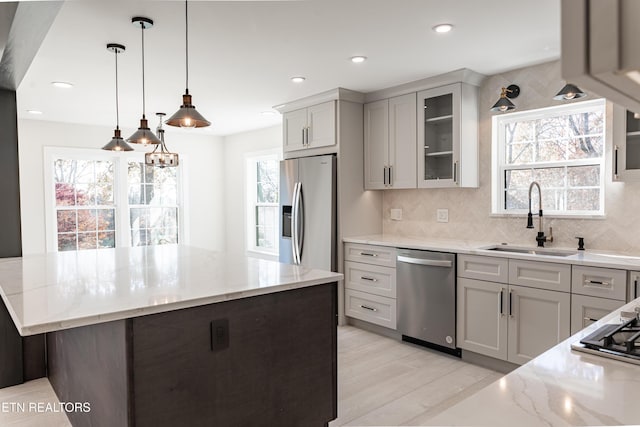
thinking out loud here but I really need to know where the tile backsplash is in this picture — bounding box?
[382,61,640,254]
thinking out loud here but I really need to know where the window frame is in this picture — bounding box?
[44,147,187,252]
[491,98,607,218]
[245,149,281,258]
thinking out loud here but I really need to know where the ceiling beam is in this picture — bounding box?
[0,1,63,91]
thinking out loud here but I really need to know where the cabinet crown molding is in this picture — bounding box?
[273,88,365,113]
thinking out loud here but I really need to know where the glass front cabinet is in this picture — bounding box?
[417,83,479,188]
[613,104,640,181]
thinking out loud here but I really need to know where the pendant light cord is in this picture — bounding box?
[115,47,120,130]
[141,21,146,119]
[185,0,189,92]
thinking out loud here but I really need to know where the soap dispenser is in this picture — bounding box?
[576,237,585,251]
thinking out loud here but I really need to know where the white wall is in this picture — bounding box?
[17,119,225,254]
[223,125,281,258]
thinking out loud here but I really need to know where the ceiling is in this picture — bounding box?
[17,0,561,136]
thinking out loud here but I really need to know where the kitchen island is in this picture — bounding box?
[0,245,342,427]
[425,296,640,426]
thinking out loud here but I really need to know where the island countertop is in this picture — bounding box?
[0,245,342,336]
[426,297,640,426]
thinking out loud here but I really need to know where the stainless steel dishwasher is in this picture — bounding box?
[396,249,458,355]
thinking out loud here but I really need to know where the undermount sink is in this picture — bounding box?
[484,246,577,257]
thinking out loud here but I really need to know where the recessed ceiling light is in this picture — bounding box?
[27,110,43,115]
[51,81,74,89]
[432,23,454,33]
[350,56,367,63]
[291,76,306,83]
[261,111,277,117]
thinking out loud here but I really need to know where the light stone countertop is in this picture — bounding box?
[344,234,640,270]
[0,245,342,336]
[425,297,640,426]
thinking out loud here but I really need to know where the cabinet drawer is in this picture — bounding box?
[509,260,571,292]
[571,265,627,301]
[344,243,397,267]
[345,289,396,330]
[571,294,625,335]
[344,261,396,298]
[458,255,508,283]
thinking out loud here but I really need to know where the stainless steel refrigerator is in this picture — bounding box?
[279,154,337,272]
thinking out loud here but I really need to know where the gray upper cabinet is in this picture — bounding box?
[417,83,478,188]
[364,93,417,189]
[613,104,640,181]
[283,101,336,154]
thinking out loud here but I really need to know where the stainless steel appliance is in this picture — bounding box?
[279,154,336,271]
[396,249,458,354]
[571,307,640,365]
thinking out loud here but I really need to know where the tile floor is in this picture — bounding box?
[0,325,501,426]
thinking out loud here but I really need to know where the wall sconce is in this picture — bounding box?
[490,84,520,112]
[553,83,587,101]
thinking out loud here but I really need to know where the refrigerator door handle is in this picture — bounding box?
[297,183,305,262]
[292,182,300,264]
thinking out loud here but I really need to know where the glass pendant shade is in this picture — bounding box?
[146,113,179,168]
[103,129,133,151]
[553,83,587,100]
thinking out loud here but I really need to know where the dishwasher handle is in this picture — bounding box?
[397,255,453,268]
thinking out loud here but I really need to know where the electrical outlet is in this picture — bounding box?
[210,319,229,351]
[437,209,449,223]
[390,208,403,221]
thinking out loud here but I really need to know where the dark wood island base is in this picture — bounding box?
[47,283,338,427]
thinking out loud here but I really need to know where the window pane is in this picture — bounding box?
[75,160,94,183]
[256,160,278,203]
[130,208,148,229]
[57,233,77,251]
[128,162,143,186]
[75,183,95,206]
[567,136,604,160]
[506,143,533,165]
[568,165,600,187]
[534,140,566,162]
[57,211,76,232]
[77,232,97,250]
[96,184,114,205]
[129,184,143,205]
[97,209,115,231]
[55,183,76,206]
[567,189,600,211]
[505,120,534,143]
[98,231,116,248]
[505,189,528,210]
[77,209,96,232]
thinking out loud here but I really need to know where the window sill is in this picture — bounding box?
[490,213,605,220]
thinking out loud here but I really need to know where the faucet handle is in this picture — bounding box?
[576,236,585,251]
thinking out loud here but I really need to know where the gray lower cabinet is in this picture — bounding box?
[457,278,570,365]
[571,294,625,335]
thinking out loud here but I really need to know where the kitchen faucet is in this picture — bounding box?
[527,181,553,247]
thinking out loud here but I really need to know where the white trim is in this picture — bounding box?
[492,99,606,217]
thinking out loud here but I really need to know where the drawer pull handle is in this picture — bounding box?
[584,279,610,286]
[360,276,378,282]
[584,317,599,323]
[499,288,504,316]
[360,305,378,312]
[360,252,378,257]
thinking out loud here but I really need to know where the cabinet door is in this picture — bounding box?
[283,108,307,153]
[571,294,624,335]
[631,271,640,300]
[457,278,507,360]
[389,93,417,189]
[364,99,389,190]
[507,285,570,365]
[307,101,336,149]
[613,105,640,181]
[417,83,460,188]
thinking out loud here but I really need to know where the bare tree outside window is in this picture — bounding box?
[495,99,605,215]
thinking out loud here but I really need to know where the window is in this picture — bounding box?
[246,152,280,255]
[53,159,116,251]
[128,162,179,246]
[492,99,606,216]
[45,148,183,252]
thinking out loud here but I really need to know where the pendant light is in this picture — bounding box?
[166,0,211,128]
[146,113,179,168]
[102,43,133,152]
[127,17,161,145]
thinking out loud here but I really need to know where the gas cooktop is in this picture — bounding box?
[571,311,640,365]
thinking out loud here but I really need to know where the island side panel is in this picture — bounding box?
[0,298,23,387]
[47,319,131,427]
[132,283,338,427]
